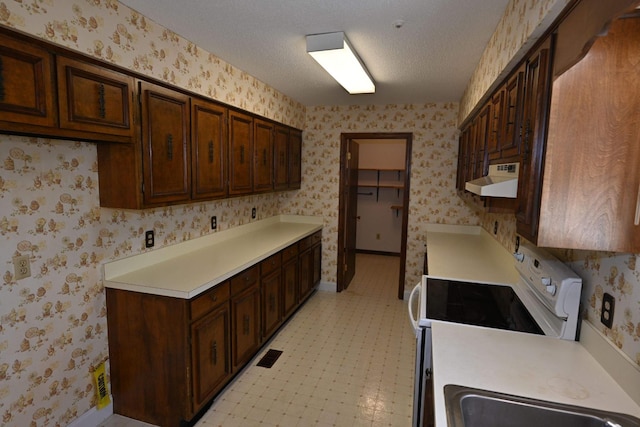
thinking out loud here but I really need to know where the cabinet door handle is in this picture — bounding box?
[167,134,174,160]
[240,145,244,164]
[635,181,640,226]
[208,140,214,163]
[0,57,4,101]
[280,152,285,167]
[97,83,106,119]
[211,341,217,365]
[269,294,275,311]
[243,314,249,335]
[263,148,267,166]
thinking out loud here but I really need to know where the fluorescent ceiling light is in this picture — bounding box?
[306,32,375,94]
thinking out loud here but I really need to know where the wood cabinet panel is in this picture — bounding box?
[231,283,261,370]
[261,268,282,339]
[515,37,553,243]
[140,81,191,206]
[191,99,227,200]
[228,110,253,195]
[282,255,298,318]
[274,125,289,190]
[0,32,56,129]
[191,304,231,411]
[538,16,640,251]
[190,281,230,321]
[501,67,525,160]
[486,89,504,162]
[56,55,135,141]
[105,289,189,427]
[253,118,274,192]
[289,129,302,189]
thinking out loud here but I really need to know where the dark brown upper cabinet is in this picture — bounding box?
[191,99,227,200]
[140,81,191,206]
[253,118,274,193]
[0,32,57,131]
[274,125,289,190]
[56,56,135,143]
[228,110,254,196]
[288,129,302,189]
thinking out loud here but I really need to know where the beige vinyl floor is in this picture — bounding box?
[101,253,416,427]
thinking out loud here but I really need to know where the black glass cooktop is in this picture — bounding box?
[426,278,543,335]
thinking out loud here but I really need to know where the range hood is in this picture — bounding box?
[465,162,519,198]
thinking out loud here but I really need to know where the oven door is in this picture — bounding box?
[408,278,434,427]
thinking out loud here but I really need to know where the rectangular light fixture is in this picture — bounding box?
[306,32,375,94]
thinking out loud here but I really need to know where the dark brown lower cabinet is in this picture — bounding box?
[106,230,322,426]
[230,266,261,371]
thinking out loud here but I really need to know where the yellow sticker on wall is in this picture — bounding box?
[93,362,111,409]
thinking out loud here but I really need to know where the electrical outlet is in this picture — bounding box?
[211,216,217,230]
[12,255,31,280]
[251,207,256,219]
[600,293,615,328]
[145,230,154,248]
[494,221,498,235]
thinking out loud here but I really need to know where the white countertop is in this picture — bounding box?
[103,215,322,299]
[431,321,640,427]
[426,224,518,285]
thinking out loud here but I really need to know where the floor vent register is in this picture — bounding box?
[256,349,283,368]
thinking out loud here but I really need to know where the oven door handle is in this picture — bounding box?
[408,282,421,334]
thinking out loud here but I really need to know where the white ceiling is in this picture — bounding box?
[119,0,511,106]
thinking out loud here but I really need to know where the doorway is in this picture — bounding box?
[337,132,412,299]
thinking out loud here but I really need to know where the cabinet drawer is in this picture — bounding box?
[231,265,259,295]
[299,231,322,251]
[190,281,230,320]
[260,253,281,276]
[282,244,298,262]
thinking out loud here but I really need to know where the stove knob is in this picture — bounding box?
[513,252,525,262]
[542,277,556,295]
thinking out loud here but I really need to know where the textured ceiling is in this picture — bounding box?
[119,0,511,106]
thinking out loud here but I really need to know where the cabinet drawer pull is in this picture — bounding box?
[635,182,640,226]
[0,57,4,101]
[243,314,249,335]
[210,293,218,302]
[98,83,106,119]
[211,341,217,365]
[167,134,174,160]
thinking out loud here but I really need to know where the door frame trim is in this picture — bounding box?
[337,132,413,298]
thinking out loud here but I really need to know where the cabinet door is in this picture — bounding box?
[191,99,227,200]
[299,248,313,301]
[56,55,135,142]
[456,124,472,192]
[516,37,553,243]
[501,66,525,160]
[486,89,504,162]
[473,102,491,179]
[261,269,282,339]
[0,32,56,129]
[228,110,253,195]
[274,125,289,190]
[140,81,191,206]
[191,304,230,411]
[253,118,274,193]
[231,284,261,370]
[282,257,298,318]
[312,242,321,288]
[288,129,302,189]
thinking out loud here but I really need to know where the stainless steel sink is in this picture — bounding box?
[444,384,640,427]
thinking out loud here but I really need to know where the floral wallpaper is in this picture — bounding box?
[458,0,570,123]
[0,1,301,426]
[280,103,479,290]
[0,0,637,426]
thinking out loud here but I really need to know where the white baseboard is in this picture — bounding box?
[68,401,113,427]
[317,281,336,292]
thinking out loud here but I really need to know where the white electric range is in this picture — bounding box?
[408,238,583,427]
